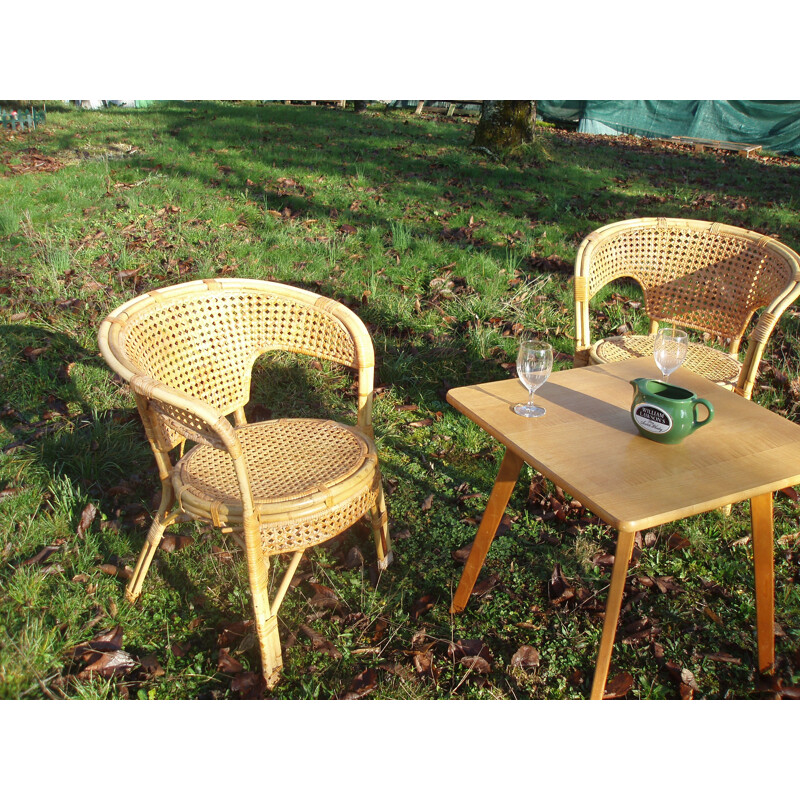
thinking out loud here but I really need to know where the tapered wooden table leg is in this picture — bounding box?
[450,449,524,614]
[750,491,775,673]
[590,528,636,700]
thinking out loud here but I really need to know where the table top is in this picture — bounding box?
[446,357,800,532]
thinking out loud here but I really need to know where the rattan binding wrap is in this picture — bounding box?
[573,218,800,399]
[98,279,392,689]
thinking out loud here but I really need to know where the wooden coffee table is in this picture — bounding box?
[447,357,800,699]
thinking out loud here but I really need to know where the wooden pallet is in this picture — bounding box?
[660,135,762,157]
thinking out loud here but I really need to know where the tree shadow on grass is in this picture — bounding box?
[0,324,149,493]
[0,323,158,579]
[111,102,800,249]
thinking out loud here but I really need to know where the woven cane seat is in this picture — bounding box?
[174,418,380,555]
[591,335,742,389]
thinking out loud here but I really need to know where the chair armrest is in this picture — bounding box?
[129,374,241,455]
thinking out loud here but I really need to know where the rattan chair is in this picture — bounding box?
[98,278,392,688]
[573,218,800,400]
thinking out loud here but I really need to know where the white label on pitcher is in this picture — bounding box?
[633,403,673,434]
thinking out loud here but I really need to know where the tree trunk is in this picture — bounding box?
[473,101,536,149]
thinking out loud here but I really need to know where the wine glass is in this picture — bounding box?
[653,326,688,381]
[514,338,553,417]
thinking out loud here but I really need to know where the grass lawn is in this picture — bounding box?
[2,100,800,700]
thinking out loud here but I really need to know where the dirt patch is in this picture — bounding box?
[551,130,800,168]
[58,141,142,166]
[0,140,142,175]
[0,147,64,175]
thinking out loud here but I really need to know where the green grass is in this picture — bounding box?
[2,100,800,700]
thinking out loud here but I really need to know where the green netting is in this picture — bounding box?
[537,100,800,155]
[536,100,586,123]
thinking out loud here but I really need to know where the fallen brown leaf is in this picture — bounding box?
[548,564,574,604]
[665,661,700,690]
[780,486,800,503]
[372,617,389,643]
[452,539,473,564]
[0,487,23,503]
[667,532,691,550]
[217,620,252,648]
[159,533,194,552]
[343,546,365,569]
[22,345,48,361]
[217,648,244,674]
[341,667,378,699]
[410,594,435,620]
[210,545,235,562]
[231,671,267,698]
[460,655,491,674]
[307,582,340,610]
[510,645,540,670]
[76,649,137,679]
[22,545,60,566]
[139,654,165,677]
[702,652,741,665]
[603,672,634,699]
[412,650,440,680]
[471,575,499,596]
[116,269,140,281]
[653,575,682,594]
[448,639,493,662]
[96,563,134,581]
[76,503,97,538]
[171,641,191,658]
[69,625,137,679]
[299,624,342,659]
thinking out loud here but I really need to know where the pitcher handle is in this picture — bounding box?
[693,398,714,430]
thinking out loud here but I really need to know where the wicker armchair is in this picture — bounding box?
[98,278,391,688]
[573,218,800,400]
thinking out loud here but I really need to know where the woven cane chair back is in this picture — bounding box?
[574,218,800,399]
[102,278,375,449]
[98,278,391,690]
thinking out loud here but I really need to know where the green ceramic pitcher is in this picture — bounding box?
[630,378,714,444]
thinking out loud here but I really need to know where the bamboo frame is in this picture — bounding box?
[573,218,800,400]
[98,278,392,689]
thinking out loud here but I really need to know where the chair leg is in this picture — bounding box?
[370,483,392,569]
[125,494,178,603]
[243,525,283,687]
[254,606,283,689]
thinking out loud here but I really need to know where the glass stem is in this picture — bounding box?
[528,388,536,408]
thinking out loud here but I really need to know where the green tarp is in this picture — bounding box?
[537,100,800,156]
